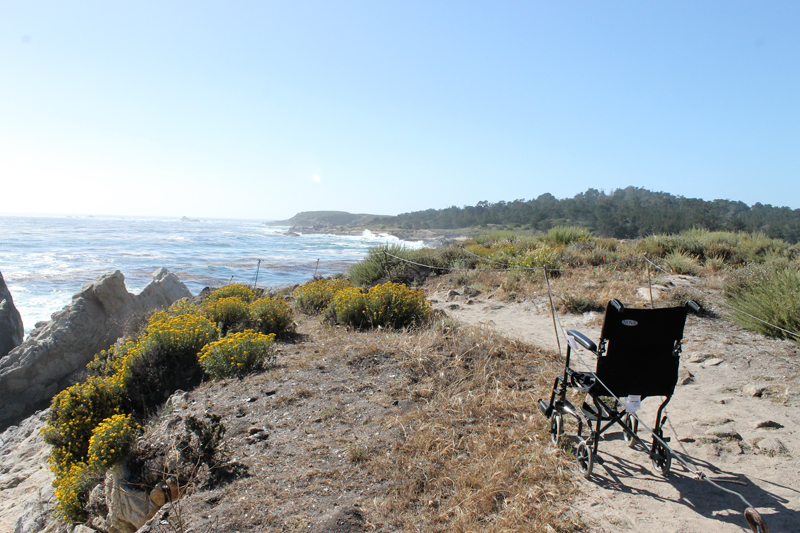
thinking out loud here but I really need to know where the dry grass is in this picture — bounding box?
[429,268,649,311]
[367,323,582,532]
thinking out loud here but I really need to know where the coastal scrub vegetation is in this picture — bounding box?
[43,283,284,522]
[347,226,799,342]
[43,277,434,522]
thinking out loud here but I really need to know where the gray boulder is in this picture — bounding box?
[0,271,24,358]
[0,269,192,431]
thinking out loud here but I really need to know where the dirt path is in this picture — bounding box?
[430,290,800,532]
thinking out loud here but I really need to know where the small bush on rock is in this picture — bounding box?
[198,330,277,378]
[177,414,228,472]
[43,377,125,470]
[52,462,95,523]
[88,414,139,470]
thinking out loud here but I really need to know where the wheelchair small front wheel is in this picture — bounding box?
[576,441,594,478]
[622,413,638,448]
[549,412,563,446]
[651,442,671,477]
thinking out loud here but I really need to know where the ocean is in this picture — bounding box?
[0,215,419,336]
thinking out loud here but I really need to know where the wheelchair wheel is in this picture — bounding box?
[549,412,563,446]
[576,441,594,478]
[651,441,671,477]
[622,413,638,448]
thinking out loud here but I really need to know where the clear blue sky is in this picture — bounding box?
[1,1,798,220]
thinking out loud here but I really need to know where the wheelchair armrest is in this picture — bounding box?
[567,329,598,353]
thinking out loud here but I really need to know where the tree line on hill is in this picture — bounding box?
[371,187,800,242]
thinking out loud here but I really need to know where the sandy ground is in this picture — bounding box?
[430,289,800,532]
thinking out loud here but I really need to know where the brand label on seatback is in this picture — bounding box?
[621,319,638,326]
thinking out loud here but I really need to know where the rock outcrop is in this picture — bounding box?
[0,411,55,533]
[0,271,24,359]
[105,464,159,533]
[0,269,192,431]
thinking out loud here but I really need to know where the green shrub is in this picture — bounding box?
[249,297,295,336]
[87,414,138,470]
[177,414,227,470]
[704,255,727,272]
[662,250,699,276]
[47,305,222,521]
[293,278,353,313]
[43,377,125,470]
[122,344,205,418]
[198,330,277,378]
[512,245,562,270]
[560,294,605,314]
[474,230,517,245]
[205,283,257,303]
[544,226,592,246]
[739,233,791,263]
[347,244,448,287]
[202,296,250,332]
[725,265,800,340]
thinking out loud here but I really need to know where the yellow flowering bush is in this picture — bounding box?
[249,297,295,336]
[142,313,219,358]
[43,377,125,470]
[325,287,369,327]
[202,296,250,332]
[164,298,199,316]
[87,339,142,377]
[365,281,431,328]
[52,462,94,522]
[87,414,138,470]
[326,282,431,329]
[293,278,352,313]
[205,283,256,303]
[198,330,277,378]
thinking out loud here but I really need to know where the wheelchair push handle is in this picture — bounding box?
[685,300,702,314]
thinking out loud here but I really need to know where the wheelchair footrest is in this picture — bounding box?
[538,399,551,418]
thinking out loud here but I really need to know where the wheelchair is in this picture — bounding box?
[538,298,700,478]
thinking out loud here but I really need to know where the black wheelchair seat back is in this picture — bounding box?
[592,302,689,399]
